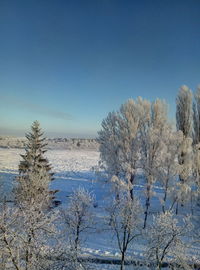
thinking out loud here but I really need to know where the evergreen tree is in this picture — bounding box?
[19,121,52,176]
[16,121,54,206]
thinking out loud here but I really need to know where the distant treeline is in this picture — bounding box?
[0,136,98,150]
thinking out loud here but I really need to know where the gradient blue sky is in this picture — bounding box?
[0,0,200,138]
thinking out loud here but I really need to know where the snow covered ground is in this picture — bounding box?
[0,148,148,267]
[1,148,200,269]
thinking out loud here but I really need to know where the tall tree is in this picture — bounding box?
[158,129,182,213]
[98,111,121,179]
[117,99,142,199]
[98,98,148,199]
[176,85,193,138]
[176,86,193,213]
[140,99,169,228]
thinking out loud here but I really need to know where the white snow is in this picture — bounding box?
[0,148,200,269]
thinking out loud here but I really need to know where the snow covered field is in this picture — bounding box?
[0,148,148,267]
[0,148,101,203]
[1,148,200,269]
[0,148,99,175]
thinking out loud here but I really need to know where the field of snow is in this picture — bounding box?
[1,148,200,269]
[0,148,101,202]
[0,148,149,267]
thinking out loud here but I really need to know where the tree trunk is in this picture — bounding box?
[74,223,80,258]
[157,262,162,270]
[191,192,194,215]
[143,184,151,229]
[175,201,179,215]
[25,233,33,270]
[115,172,120,201]
[129,173,135,200]
[162,179,169,213]
[120,251,125,270]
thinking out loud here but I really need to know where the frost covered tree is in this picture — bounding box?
[98,111,122,196]
[106,194,141,270]
[117,99,142,199]
[169,136,193,214]
[175,86,194,214]
[176,85,193,138]
[16,121,54,206]
[176,86,193,186]
[61,188,94,266]
[0,204,21,270]
[193,143,200,196]
[1,121,60,269]
[19,121,52,176]
[16,167,52,208]
[146,211,192,270]
[98,98,146,199]
[139,99,169,228]
[158,129,183,213]
[0,196,58,270]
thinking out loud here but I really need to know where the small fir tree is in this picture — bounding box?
[16,121,54,206]
[19,121,52,176]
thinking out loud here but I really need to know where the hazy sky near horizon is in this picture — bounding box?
[0,0,200,137]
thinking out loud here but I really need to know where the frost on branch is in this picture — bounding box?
[98,111,121,179]
[0,201,58,270]
[158,129,182,212]
[61,187,95,268]
[106,194,142,270]
[146,211,192,269]
[16,121,55,208]
[176,85,193,138]
[139,99,169,228]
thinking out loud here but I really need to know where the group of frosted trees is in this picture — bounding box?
[1,85,200,269]
[99,86,200,218]
[98,86,200,269]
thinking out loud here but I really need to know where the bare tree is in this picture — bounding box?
[139,99,169,228]
[146,211,192,270]
[158,129,182,213]
[0,196,58,270]
[61,188,94,267]
[106,194,142,270]
[0,203,21,270]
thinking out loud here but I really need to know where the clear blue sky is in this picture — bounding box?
[0,0,200,138]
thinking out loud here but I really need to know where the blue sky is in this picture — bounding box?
[0,0,200,138]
